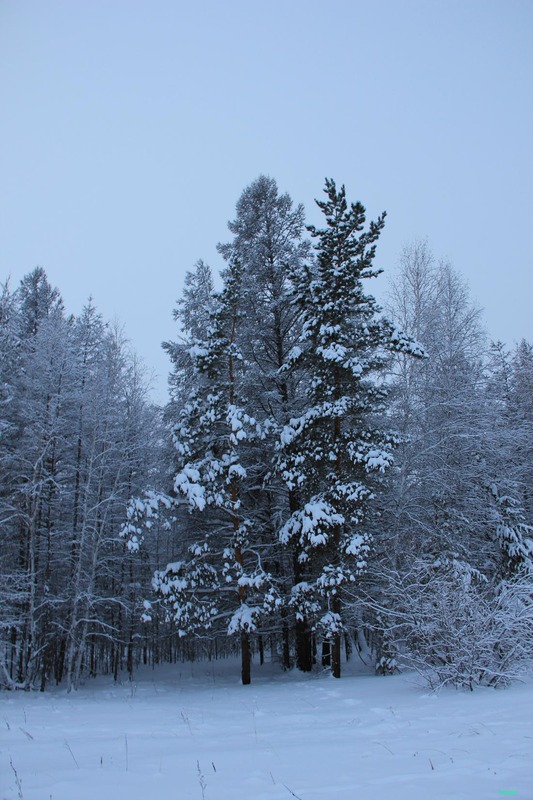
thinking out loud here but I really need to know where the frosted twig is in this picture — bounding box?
[197,760,207,800]
[283,784,303,800]
[373,740,394,754]
[181,710,193,735]
[64,739,80,769]
[10,757,23,799]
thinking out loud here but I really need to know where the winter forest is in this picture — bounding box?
[2,176,533,693]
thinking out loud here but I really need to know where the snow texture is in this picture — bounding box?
[1,660,531,800]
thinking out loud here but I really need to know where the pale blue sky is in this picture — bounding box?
[1,0,532,402]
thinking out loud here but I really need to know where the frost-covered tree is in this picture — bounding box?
[217,175,308,422]
[163,259,215,409]
[491,340,533,517]
[218,175,310,669]
[376,245,533,677]
[484,339,533,580]
[277,180,423,678]
[384,244,488,571]
[152,258,280,685]
[365,559,533,689]
[17,266,63,339]
[140,177,311,678]
[0,281,25,675]
[2,274,72,689]
[0,271,157,690]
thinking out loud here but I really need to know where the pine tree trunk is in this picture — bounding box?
[282,619,291,670]
[292,521,313,672]
[332,634,341,678]
[295,618,313,672]
[332,596,342,678]
[241,632,251,685]
[344,632,352,662]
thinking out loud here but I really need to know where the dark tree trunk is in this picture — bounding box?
[113,647,120,682]
[332,634,341,678]
[127,637,133,680]
[331,596,342,678]
[241,632,251,685]
[55,638,66,685]
[9,627,17,682]
[321,640,331,667]
[292,544,312,672]
[282,621,291,670]
[344,632,352,662]
[295,618,313,672]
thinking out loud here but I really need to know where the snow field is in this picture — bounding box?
[1,660,532,800]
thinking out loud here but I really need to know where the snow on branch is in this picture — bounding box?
[120,491,176,552]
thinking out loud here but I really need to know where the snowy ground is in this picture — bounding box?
[1,658,532,800]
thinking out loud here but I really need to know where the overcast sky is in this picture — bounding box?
[1,0,532,403]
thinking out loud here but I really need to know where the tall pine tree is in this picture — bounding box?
[277,180,423,677]
[153,257,280,684]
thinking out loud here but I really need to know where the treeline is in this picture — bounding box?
[2,177,532,690]
[0,271,177,690]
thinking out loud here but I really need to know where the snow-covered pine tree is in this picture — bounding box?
[217,176,308,425]
[139,178,310,676]
[153,256,280,685]
[277,179,424,678]
[218,175,311,670]
[163,259,215,412]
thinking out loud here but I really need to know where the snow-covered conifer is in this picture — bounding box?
[155,257,280,684]
[277,180,423,677]
[163,259,215,409]
[217,175,311,669]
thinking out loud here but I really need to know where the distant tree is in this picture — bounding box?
[485,339,533,580]
[0,271,157,690]
[506,340,533,520]
[17,267,63,338]
[163,259,215,409]
[384,243,487,571]
[377,243,533,676]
